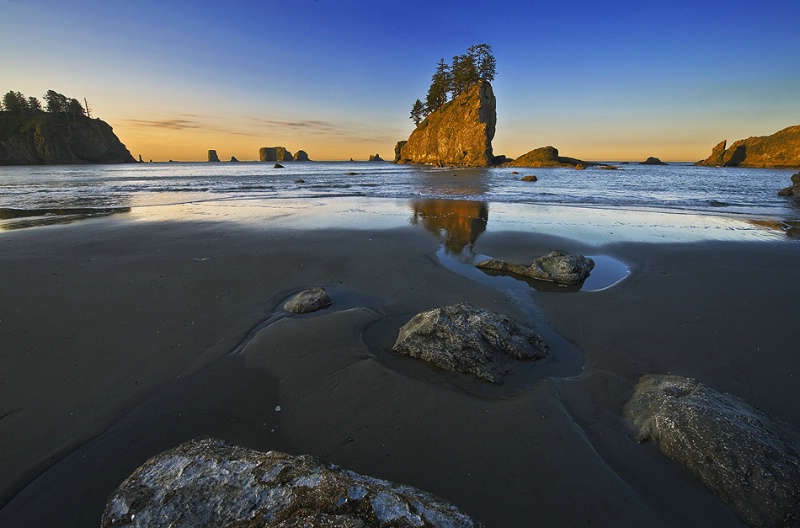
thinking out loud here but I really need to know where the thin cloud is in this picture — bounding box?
[124,118,202,130]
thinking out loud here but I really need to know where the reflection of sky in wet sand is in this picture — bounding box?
[124,197,790,243]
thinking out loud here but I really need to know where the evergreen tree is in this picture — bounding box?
[424,58,451,114]
[450,53,478,98]
[67,98,85,116]
[44,90,68,114]
[410,99,425,126]
[469,43,496,82]
[2,91,29,113]
[27,96,42,111]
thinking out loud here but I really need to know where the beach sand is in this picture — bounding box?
[0,201,798,527]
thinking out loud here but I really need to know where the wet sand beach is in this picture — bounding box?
[0,199,798,527]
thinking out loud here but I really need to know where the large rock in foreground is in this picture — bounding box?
[624,375,800,528]
[0,112,136,165]
[476,250,595,285]
[695,125,800,168]
[102,438,482,528]
[392,302,549,383]
[506,146,599,169]
[396,81,496,167]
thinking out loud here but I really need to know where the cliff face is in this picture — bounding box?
[396,81,496,167]
[696,125,800,168]
[0,112,136,165]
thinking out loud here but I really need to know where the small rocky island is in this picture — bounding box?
[0,89,135,165]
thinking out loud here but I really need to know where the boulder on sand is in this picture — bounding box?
[476,250,594,285]
[392,302,549,383]
[625,374,800,528]
[101,438,482,528]
[284,287,332,314]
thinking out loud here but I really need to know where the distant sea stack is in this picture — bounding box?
[293,150,310,161]
[0,112,136,165]
[507,146,598,169]
[259,146,293,162]
[368,153,385,162]
[695,125,800,168]
[395,80,496,167]
[208,149,220,162]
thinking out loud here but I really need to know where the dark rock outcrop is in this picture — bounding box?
[506,146,602,169]
[392,302,549,383]
[520,175,538,182]
[396,81,496,167]
[696,125,800,168]
[208,149,220,162]
[284,287,332,314]
[101,438,482,528]
[368,153,384,162]
[625,375,800,528]
[230,156,240,162]
[293,150,310,161]
[260,146,293,162]
[778,172,800,197]
[393,141,407,163]
[476,250,595,285]
[274,163,284,168]
[640,156,666,165]
[0,111,136,165]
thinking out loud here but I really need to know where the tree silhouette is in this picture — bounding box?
[410,99,425,126]
[413,44,496,120]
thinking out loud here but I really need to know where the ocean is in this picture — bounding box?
[1,161,798,240]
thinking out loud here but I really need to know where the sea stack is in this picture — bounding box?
[208,150,220,162]
[695,125,800,168]
[396,80,496,166]
[259,146,293,162]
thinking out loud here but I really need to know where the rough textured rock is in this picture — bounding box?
[640,156,666,165]
[476,250,595,285]
[506,146,601,169]
[396,81,496,167]
[260,146,293,162]
[625,375,800,528]
[208,149,220,162]
[393,141,407,163]
[293,150,310,161]
[0,112,136,165]
[368,153,385,162]
[101,438,482,528]
[284,287,332,314]
[392,302,549,383]
[778,172,800,197]
[695,125,800,168]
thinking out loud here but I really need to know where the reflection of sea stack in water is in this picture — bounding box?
[410,199,488,254]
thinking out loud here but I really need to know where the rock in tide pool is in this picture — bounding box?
[392,302,549,383]
[476,250,594,285]
[624,375,800,528]
[284,287,332,314]
[101,438,482,528]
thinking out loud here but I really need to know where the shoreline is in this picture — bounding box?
[1,201,798,527]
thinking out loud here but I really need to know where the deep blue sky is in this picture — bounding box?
[2,0,798,161]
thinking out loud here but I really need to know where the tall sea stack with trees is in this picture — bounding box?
[396,44,498,167]
[0,89,135,165]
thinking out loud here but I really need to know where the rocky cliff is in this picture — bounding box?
[259,146,293,162]
[695,125,800,168]
[0,111,136,165]
[396,81,496,166]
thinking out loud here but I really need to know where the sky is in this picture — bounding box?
[2,0,799,162]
